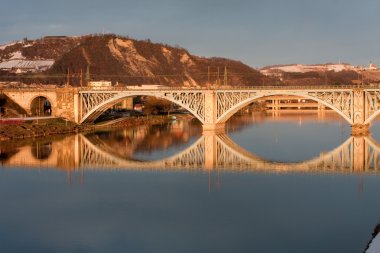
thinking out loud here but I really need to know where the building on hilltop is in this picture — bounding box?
[88,81,112,87]
[369,63,378,70]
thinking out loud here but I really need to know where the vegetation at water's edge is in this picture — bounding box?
[0,115,177,141]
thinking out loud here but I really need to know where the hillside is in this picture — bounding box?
[0,35,265,87]
[260,63,380,86]
[2,35,379,87]
[0,36,80,72]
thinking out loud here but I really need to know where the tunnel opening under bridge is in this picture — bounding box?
[30,96,52,116]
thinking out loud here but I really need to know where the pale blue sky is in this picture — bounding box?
[0,0,379,67]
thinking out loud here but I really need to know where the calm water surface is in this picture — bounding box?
[1,111,380,253]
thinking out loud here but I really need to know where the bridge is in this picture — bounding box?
[2,85,380,133]
[3,132,380,174]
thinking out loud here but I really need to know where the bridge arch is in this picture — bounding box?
[80,92,205,124]
[216,92,353,125]
[365,110,380,125]
[30,95,53,116]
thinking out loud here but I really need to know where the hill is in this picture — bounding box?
[260,63,380,86]
[0,34,265,87]
[2,35,379,86]
[0,36,80,72]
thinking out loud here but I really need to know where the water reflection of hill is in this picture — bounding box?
[85,120,202,159]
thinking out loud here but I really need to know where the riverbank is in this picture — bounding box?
[0,115,185,141]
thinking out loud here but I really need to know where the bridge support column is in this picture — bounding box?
[55,88,78,123]
[203,122,226,133]
[73,93,80,123]
[203,90,225,133]
[351,124,370,136]
[203,132,217,170]
[351,88,370,136]
[352,136,366,171]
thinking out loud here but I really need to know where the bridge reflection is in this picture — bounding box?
[2,132,380,174]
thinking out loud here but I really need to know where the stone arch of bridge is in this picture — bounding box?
[216,92,353,125]
[29,94,54,116]
[80,93,205,124]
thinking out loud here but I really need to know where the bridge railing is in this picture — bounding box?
[1,84,379,92]
[77,84,379,92]
[208,85,372,90]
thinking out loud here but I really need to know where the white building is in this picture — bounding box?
[88,81,112,87]
[369,63,378,70]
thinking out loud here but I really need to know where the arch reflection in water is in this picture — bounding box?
[78,133,380,173]
[2,132,380,173]
[31,142,53,160]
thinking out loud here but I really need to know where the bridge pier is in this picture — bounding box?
[202,123,226,133]
[351,89,370,136]
[203,132,218,170]
[352,136,366,171]
[351,124,370,136]
[203,90,226,133]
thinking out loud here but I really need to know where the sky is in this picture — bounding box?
[0,0,379,68]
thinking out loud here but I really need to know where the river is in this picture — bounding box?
[1,110,380,253]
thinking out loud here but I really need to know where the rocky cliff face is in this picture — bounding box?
[0,34,265,87]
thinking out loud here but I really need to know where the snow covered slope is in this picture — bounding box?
[261,63,356,75]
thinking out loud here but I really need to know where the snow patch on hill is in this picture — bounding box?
[261,63,355,74]
[0,41,20,51]
[0,43,55,73]
[10,51,24,60]
[0,59,54,72]
[22,42,34,48]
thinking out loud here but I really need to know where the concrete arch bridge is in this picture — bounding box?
[2,86,380,133]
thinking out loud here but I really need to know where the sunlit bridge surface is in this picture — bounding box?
[2,111,380,253]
